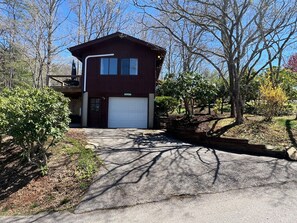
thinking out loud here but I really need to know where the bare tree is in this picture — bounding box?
[134,0,297,124]
[68,0,129,42]
[0,0,68,88]
[136,5,204,76]
[260,2,297,86]
[68,0,128,74]
[21,0,67,87]
[0,0,25,88]
[21,1,46,88]
[38,0,66,85]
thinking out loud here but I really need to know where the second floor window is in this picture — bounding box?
[100,58,117,75]
[121,58,138,75]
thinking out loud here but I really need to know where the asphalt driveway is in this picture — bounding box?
[2,128,297,223]
[75,129,297,213]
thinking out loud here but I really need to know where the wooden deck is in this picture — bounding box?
[48,75,82,93]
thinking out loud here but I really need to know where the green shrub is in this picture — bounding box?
[155,96,179,116]
[245,101,258,114]
[280,103,295,116]
[223,103,231,112]
[213,99,221,115]
[0,87,70,169]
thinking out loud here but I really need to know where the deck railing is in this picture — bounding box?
[48,75,82,93]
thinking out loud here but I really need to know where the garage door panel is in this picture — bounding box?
[108,97,148,128]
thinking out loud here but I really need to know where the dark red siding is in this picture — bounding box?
[80,37,159,127]
[82,38,157,95]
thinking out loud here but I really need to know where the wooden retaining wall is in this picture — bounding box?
[167,127,287,159]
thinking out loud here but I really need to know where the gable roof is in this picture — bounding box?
[68,32,166,60]
[68,32,166,79]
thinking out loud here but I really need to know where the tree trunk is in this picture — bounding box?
[234,76,244,124]
[45,21,52,87]
[184,98,191,116]
[228,62,235,117]
[230,97,235,117]
[190,98,194,115]
[220,97,224,114]
[235,99,243,124]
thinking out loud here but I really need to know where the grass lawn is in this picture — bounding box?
[0,129,102,215]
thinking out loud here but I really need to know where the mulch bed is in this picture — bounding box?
[0,129,89,215]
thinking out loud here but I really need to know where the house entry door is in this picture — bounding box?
[88,98,101,127]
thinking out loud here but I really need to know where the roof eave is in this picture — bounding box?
[68,32,166,58]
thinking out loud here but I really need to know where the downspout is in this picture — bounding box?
[83,53,114,92]
[82,53,114,127]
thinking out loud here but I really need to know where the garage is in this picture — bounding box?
[108,97,148,128]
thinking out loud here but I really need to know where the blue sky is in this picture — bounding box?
[55,0,297,75]
[56,0,142,65]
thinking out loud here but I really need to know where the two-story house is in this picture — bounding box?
[49,32,166,128]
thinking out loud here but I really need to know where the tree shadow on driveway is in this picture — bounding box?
[76,130,297,213]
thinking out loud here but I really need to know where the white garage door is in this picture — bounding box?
[108,97,148,128]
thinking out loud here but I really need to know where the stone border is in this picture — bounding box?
[166,128,294,160]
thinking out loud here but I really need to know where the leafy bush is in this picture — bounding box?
[244,101,258,114]
[0,87,70,169]
[281,103,295,116]
[258,80,287,121]
[155,96,179,116]
[157,72,218,116]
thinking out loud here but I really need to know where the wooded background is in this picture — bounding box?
[1,0,297,123]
